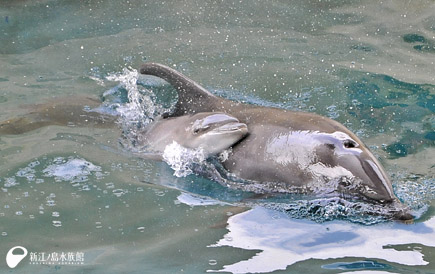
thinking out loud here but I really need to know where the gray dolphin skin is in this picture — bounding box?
[140,63,412,221]
[137,112,248,158]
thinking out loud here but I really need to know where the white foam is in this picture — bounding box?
[43,158,101,182]
[3,177,18,188]
[162,141,207,177]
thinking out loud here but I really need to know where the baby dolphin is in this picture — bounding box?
[139,63,413,221]
[136,112,248,159]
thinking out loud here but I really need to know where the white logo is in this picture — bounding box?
[6,246,28,268]
[29,251,85,265]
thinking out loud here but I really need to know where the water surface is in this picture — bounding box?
[0,0,434,273]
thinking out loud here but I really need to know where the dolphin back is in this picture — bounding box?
[140,63,224,116]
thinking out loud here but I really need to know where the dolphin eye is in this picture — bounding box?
[343,140,358,148]
[193,127,202,134]
[192,125,209,134]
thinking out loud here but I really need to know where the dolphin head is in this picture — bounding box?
[316,131,413,221]
[184,113,248,155]
[326,132,394,201]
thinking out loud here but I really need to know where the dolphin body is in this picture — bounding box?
[139,63,412,221]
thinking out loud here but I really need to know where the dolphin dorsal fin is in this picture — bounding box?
[140,63,220,116]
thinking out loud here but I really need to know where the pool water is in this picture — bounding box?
[0,0,434,273]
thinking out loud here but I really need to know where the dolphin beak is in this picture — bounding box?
[213,122,248,135]
[338,151,395,202]
[359,156,395,202]
[362,159,414,222]
[338,151,414,222]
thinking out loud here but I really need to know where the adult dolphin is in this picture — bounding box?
[139,62,412,221]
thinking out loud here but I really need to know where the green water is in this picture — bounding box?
[0,0,434,273]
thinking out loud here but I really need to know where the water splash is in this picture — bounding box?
[4,156,106,193]
[102,67,171,153]
[393,174,435,219]
[43,158,101,182]
[106,67,155,127]
[260,197,397,224]
[162,141,207,177]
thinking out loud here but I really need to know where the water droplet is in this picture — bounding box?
[95,221,102,229]
[208,259,217,266]
[52,212,60,217]
[81,184,90,191]
[52,220,62,227]
[46,200,56,206]
[1,232,7,236]
[155,191,165,197]
[15,211,23,216]
[28,160,40,168]
[136,187,144,192]
[137,226,145,232]
[95,172,104,180]
[112,189,126,197]
[4,177,18,187]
